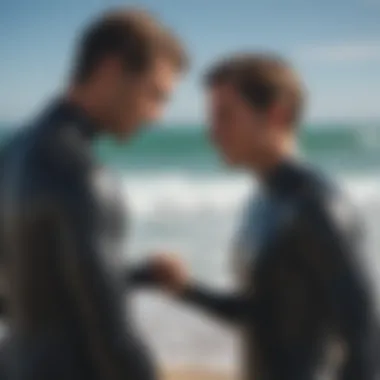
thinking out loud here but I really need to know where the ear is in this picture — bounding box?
[98,56,124,82]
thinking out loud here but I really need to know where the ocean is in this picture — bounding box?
[2,122,380,373]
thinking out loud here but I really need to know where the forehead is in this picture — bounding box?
[208,82,244,106]
[208,83,239,101]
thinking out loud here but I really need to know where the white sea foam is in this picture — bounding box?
[122,173,252,218]
[121,172,380,219]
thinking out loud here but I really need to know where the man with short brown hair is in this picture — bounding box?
[73,9,187,85]
[204,53,304,125]
[0,7,187,380]
[152,53,380,380]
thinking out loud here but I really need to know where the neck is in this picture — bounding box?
[251,137,297,179]
[64,85,105,131]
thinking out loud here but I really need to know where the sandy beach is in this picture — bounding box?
[163,368,234,380]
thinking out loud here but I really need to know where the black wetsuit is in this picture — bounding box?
[0,100,157,380]
[182,161,380,380]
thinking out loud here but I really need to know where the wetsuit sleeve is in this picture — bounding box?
[295,196,375,380]
[127,263,158,287]
[0,298,6,316]
[55,171,156,380]
[180,283,252,325]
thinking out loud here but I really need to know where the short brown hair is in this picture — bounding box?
[72,8,188,83]
[205,53,305,125]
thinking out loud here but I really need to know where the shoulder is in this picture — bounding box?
[3,115,123,217]
[44,122,93,177]
[4,124,92,211]
[293,166,359,234]
[45,127,123,212]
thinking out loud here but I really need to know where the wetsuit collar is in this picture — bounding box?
[48,98,99,140]
[263,159,305,194]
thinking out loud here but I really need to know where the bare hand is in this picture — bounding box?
[148,253,189,294]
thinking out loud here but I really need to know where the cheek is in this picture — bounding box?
[211,123,246,158]
[134,93,164,123]
[209,121,231,149]
[232,126,255,158]
[112,96,139,134]
[121,90,144,121]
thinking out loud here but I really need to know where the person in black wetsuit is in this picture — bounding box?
[151,54,380,380]
[0,9,187,380]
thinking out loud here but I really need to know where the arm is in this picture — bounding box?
[296,195,375,380]
[125,252,253,325]
[179,282,253,325]
[127,263,159,287]
[0,272,9,316]
[0,298,6,316]
[56,172,156,380]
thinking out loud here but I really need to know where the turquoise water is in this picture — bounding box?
[1,122,380,173]
[93,123,380,174]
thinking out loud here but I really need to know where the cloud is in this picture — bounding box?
[296,41,380,63]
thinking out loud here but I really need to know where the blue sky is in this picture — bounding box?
[1,0,380,123]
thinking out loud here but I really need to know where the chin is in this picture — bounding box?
[221,154,243,168]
